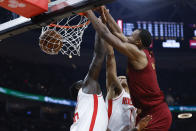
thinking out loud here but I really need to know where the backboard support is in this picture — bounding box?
[0,0,115,40]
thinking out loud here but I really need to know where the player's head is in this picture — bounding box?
[70,80,83,100]
[128,29,152,49]
[118,76,129,93]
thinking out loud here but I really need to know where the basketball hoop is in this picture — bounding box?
[39,13,90,57]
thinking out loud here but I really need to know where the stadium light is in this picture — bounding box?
[178,113,192,119]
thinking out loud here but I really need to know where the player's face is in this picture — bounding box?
[128,30,142,47]
[118,76,128,88]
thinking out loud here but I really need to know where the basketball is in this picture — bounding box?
[39,30,63,55]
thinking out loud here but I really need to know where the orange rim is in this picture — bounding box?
[49,13,90,29]
[49,20,90,29]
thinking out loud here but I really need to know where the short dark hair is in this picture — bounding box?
[69,80,83,100]
[138,29,152,48]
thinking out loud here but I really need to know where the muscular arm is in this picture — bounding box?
[86,10,146,69]
[82,32,106,94]
[106,43,122,98]
[102,7,128,42]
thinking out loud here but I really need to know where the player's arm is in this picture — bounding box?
[82,32,106,94]
[87,32,106,80]
[86,10,145,69]
[102,6,128,42]
[106,43,122,95]
[94,6,128,42]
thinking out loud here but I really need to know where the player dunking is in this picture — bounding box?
[86,7,172,131]
[70,32,108,131]
[105,43,152,131]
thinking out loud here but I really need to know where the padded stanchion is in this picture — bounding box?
[0,0,48,18]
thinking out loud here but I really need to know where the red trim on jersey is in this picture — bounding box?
[112,90,124,101]
[89,95,98,131]
[108,99,113,120]
[97,94,103,97]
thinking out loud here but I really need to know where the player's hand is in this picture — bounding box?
[93,6,101,13]
[93,6,105,13]
[93,6,107,24]
[136,115,152,131]
[84,10,91,15]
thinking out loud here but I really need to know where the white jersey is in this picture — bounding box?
[106,89,137,131]
[70,88,108,131]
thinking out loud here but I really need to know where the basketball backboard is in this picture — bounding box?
[0,0,115,40]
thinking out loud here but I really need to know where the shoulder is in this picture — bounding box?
[128,49,148,70]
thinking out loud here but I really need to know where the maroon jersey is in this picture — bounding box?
[127,49,165,110]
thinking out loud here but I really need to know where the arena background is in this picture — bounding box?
[0,0,196,130]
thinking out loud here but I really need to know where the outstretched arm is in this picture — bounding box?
[86,10,144,64]
[83,32,106,94]
[106,43,122,97]
[102,6,128,42]
[87,32,106,80]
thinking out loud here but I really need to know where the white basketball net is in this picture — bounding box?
[41,14,89,57]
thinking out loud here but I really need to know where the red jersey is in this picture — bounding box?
[127,49,165,110]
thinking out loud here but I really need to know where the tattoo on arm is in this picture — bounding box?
[82,33,106,94]
[85,32,106,82]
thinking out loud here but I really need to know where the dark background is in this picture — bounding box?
[0,0,196,130]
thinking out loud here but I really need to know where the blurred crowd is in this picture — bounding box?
[0,56,195,106]
[0,56,75,99]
